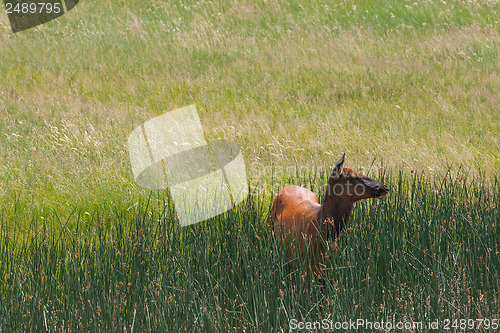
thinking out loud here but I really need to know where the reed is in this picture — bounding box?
[0,170,498,331]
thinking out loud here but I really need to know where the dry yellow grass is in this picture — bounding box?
[0,0,498,217]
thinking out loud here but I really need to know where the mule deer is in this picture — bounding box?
[270,153,389,279]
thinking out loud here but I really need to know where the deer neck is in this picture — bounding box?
[320,193,354,240]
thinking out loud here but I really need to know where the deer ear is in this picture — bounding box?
[330,153,345,180]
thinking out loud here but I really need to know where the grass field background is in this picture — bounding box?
[0,0,499,331]
[1,0,499,218]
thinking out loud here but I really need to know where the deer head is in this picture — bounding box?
[327,153,389,203]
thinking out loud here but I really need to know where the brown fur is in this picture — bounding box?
[270,155,389,278]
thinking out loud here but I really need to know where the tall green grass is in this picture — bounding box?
[0,0,498,331]
[1,170,498,331]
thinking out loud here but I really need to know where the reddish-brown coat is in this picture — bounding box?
[270,154,389,277]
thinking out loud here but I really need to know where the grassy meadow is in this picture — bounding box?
[0,0,499,331]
